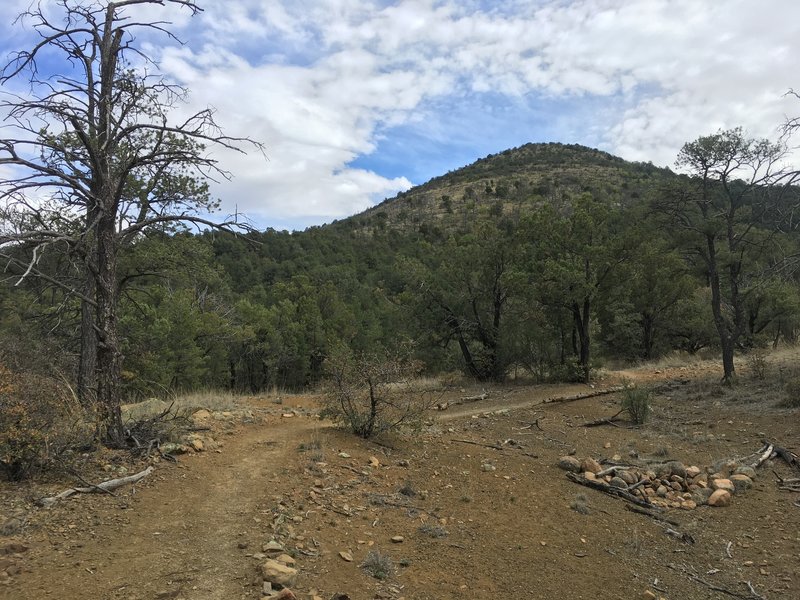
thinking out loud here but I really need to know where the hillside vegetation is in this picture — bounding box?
[3,140,799,419]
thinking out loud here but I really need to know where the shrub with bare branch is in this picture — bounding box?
[321,344,436,438]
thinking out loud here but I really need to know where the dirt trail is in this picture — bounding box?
[6,361,798,600]
[6,416,319,600]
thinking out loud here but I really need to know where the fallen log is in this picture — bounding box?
[39,466,154,507]
[752,440,800,472]
[581,409,626,428]
[565,471,660,510]
[436,391,489,411]
[543,385,625,405]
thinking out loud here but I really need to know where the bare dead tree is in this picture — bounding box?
[0,0,261,446]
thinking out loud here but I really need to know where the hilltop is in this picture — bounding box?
[347,142,676,232]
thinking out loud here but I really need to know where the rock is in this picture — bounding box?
[390,535,404,543]
[666,461,687,478]
[368,456,381,468]
[0,543,28,555]
[707,489,732,507]
[339,551,353,562]
[191,409,211,424]
[711,478,735,493]
[190,438,204,452]
[398,459,410,467]
[268,589,298,600]
[263,541,284,554]
[260,559,298,588]
[685,465,701,478]
[609,477,628,489]
[281,413,295,418]
[580,457,602,474]
[557,456,582,473]
[275,554,296,566]
[643,590,657,600]
[481,463,496,472]
[160,442,189,455]
[619,470,638,485]
[338,452,351,458]
[734,466,757,479]
[681,500,697,510]
[584,471,596,480]
[730,474,753,492]
[656,485,668,497]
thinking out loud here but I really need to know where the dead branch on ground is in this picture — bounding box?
[543,385,626,405]
[565,471,660,510]
[667,563,766,600]
[39,467,154,507]
[435,391,488,411]
[451,438,504,451]
[581,408,626,428]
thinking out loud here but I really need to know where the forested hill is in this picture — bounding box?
[3,137,798,400]
[347,142,674,233]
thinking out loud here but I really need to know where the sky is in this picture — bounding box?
[1,0,799,231]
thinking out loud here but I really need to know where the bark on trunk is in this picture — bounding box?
[95,215,124,446]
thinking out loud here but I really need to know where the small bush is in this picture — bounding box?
[419,523,448,538]
[781,377,800,408]
[361,549,394,580]
[321,343,435,439]
[0,366,94,481]
[622,386,651,425]
[747,350,768,381]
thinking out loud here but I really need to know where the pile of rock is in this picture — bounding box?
[259,539,301,600]
[558,456,757,509]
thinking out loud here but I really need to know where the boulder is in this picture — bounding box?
[609,477,628,489]
[711,478,735,493]
[557,456,582,473]
[260,559,298,588]
[730,474,753,492]
[707,489,731,507]
[685,465,701,479]
[734,466,757,479]
[580,457,602,474]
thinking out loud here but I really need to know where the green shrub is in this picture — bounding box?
[622,386,651,425]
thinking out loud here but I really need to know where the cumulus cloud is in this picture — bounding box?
[2,0,799,228]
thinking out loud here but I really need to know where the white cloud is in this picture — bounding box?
[2,0,800,228]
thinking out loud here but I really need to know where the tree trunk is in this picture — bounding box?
[77,292,97,405]
[95,215,124,446]
[720,337,736,384]
[573,299,591,384]
[641,312,655,360]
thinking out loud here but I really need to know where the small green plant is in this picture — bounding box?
[361,549,394,580]
[622,386,651,425]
